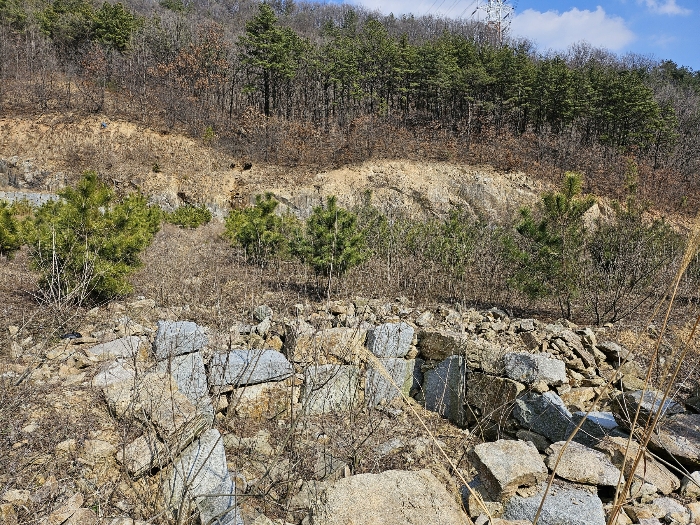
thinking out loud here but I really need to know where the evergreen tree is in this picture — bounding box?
[293,196,369,297]
[28,171,161,305]
[0,201,22,259]
[238,3,303,116]
[510,172,595,319]
[225,193,290,265]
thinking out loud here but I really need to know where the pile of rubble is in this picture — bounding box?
[2,297,700,525]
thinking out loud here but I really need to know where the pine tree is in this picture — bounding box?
[28,171,161,305]
[293,196,369,297]
[509,172,595,319]
[0,202,22,259]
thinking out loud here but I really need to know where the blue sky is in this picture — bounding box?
[346,0,700,70]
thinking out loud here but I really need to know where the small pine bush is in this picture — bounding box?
[0,201,22,259]
[27,171,161,305]
[293,196,369,295]
[165,204,212,229]
[225,193,294,265]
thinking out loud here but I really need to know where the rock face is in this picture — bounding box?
[424,356,467,427]
[503,352,567,386]
[366,322,414,358]
[208,349,294,389]
[365,358,419,406]
[545,441,623,487]
[417,330,468,361]
[302,365,360,414]
[164,429,243,525]
[503,482,606,525]
[307,469,471,525]
[471,439,548,501]
[154,321,207,359]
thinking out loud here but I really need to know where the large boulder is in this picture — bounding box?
[466,373,525,429]
[545,441,623,487]
[307,469,471,525]
[302,365,360,414]
[424,356,467,427]
[208,349,294,389]
[502,482,606,525]
[157,352,212,416]
[84,336,147,362]
[611,390,684,431]
[284,326,368,365]
[227,378,299,419]
[595,436,680,495]
[366,322,414,358]
[365,358,420,406]
[164,429,243,525]
[649,413,700,470]
[512,392,574,444]
[418,330,507,373]
[154,321,208,360]
[503,352,567,386]
[471,439,548,501]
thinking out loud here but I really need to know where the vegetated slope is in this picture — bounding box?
[1,0,700,215]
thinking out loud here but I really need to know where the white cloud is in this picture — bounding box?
[510,6,636,52]
[639,0,691,15]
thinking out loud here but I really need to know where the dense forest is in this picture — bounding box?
[1,0,700,212]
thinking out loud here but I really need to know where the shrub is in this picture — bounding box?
[225,193,292,265]
[509,172,595,319]
[27,171,161,305]
[293,196,369,295]
[0,201,22,259]
[165,204,212,229]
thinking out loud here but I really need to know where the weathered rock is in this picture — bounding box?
[595,436,680,495]
[466,373,525,424]
[611,390,684,431]
[84,336,147,361]
[365,358,420,406]
[680,471,700,498]
[502,482,606,525]
[0,504,17,525]
[116,434,167,478]
[302,365,360,414]
[153,321,207,360]
[48,493,84,525]
[157,352,212,415]
[102,371,210,445]
[64,508,97,525]
[209,349,294,389]
[417,330,468,361]
[560,387,596,412]
[597,341,633,363]
[424,356,467,427]
[228,378,299,419]
[92,361,135,389]
[1,491,30,506]
[560,330,596,369]
[513,392,574,444]
[471,439,548,501]
[649,413,700,470]
[290,327,368,364]
[164,429,243,525]
[545,441,623,487]
[81,439,117,461]
[516,430,551,452]
[253,305,273,322]
[366,322,414,358]
[651,497,689,522]
[503,352,567,386]
[307,469,471,525]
